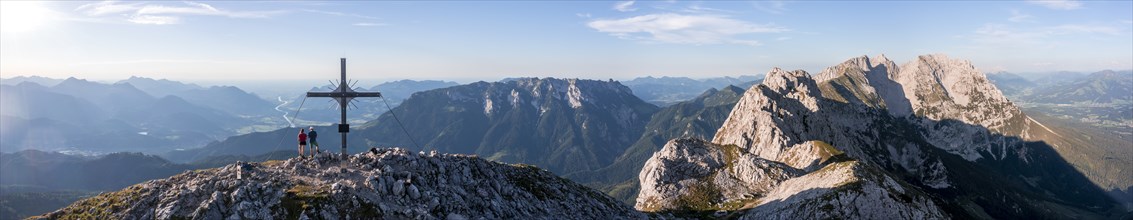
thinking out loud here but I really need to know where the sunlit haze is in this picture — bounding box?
[1,1,1131,82]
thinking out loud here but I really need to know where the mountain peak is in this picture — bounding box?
[38,149,642,219]
[761,68,816,94]
[873,53,890,64]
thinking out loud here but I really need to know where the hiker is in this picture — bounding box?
[298,129,308,157]
[308,127,319,155]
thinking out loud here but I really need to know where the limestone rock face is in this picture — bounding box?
[635,138,800,212]
[38,149,644,219]
[638,54,1121,218]
[741,161,945,220]
[636,138,946,219]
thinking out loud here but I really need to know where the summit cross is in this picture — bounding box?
[306,58,382,156]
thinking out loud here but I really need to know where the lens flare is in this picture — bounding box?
[0,1,52,33]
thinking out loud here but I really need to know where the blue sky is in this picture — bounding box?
[1,0,1130,82]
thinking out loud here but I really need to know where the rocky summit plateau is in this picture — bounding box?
[32,148,641,219]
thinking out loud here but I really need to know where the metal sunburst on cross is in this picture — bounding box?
[307,58,381,156]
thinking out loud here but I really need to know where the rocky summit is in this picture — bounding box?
[34,148,642,219]
[637,54,1128,219]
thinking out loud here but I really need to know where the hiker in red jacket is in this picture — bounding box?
[298,129,308,157]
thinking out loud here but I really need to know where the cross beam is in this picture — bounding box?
[306,58,381,156]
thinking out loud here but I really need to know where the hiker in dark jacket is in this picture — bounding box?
[298,129,308,157]
[308,127,319,155]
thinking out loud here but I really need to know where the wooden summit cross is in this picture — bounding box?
[307,58,381,156]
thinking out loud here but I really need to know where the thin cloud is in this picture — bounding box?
[682,3,734,14]
[303,9,379,20]
[76,1,142,16]
[1027,0,1082,10]
[613,1,637,12]
[1008,10,1034,23]
[128,15,179,25]
[75,1,285,25]
[753,1,788,14]
[576,13,592,18]
[353,22,387,27]
[965,23,1124,49]
[587,13,788,46]
[1050,24,1121,35]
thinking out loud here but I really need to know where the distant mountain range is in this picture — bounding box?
[988,70,1133,104]
[119,76,277,116]
[1024,70,1132,104]
[622,75,761,106]
[281,79,459,123]
[0,76,65,87]
[176,78,660,174]
[0,77,274,154]
[987,70,1132,139]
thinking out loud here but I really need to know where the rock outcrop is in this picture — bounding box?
[36,148,643,219]
[637,54,1124,219]
[637,138,947,219]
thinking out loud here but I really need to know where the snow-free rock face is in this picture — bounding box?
[741,160,946,220]
[638,54,1125,218]
[635,138,801,212]
[894,54,1032,161]
[636,139,946,219]
[36,148,643,219]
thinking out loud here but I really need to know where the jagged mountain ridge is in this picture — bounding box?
[638,54,1128,218]
[356,77,659,174]
[179,78,659,174]
[35,149,643,219]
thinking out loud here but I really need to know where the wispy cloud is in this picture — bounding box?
[965,23,1124,49]
[613,1,637,12]
[303,9,378,20]
[352,22,386,27]
[681,3,734,14]
[1049,24,1121,35]
[75,1,142,16]
[1008,10,1034,23]
[128,15,180,25]
[576,13,591,18]
[75,1,285,25]
[753,1,788,14]
[587,13,788,46]
[1027,0,1082,10]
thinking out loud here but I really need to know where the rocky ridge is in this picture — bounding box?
[36,148,642,219]
[637,54,1125,219]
